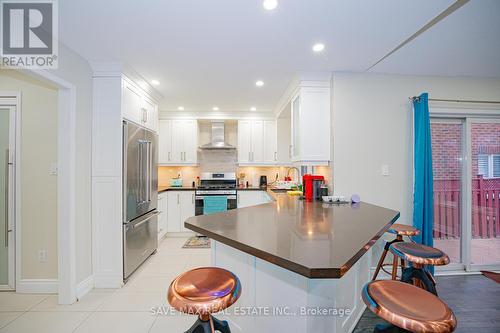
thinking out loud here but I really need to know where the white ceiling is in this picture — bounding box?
[370,0,500,77]
[58,0,499,114]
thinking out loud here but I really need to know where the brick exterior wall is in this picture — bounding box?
[431,122,500,180]
[471,123,500,177]
[431,123,462,180]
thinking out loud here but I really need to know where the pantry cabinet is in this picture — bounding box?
[238,120,277,165]
[167,191,195,233]
[159,119,198,165]
[122,78,158,132]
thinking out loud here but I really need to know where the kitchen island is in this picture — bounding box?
[185,193,400,333]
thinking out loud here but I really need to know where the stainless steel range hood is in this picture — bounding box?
[199,121,236,150]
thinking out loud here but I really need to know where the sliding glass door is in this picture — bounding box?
[431,116,500,272]
[431,119,464,267]
[469,120,500,269]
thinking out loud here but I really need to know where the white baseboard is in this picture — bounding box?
[93,275,123,289]
[76,275,94,299]
[17,279,58,294]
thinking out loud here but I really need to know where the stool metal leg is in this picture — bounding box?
[372,249,388,281]
[184,318,212,333]
[391,254,399,280]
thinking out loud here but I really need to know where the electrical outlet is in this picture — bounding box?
[38,250,47,263]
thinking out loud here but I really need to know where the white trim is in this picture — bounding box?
[76,275,94,300]
[18,69,78,304]
[160,110,276,120]
[17,279,58,294]
[0,99,16,290]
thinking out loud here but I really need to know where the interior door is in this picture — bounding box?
[0,106,15,290]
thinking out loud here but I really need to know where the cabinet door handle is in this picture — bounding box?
[289,145,292,158]
[168,151,171,161]
[192,193,194,204]
[237,194,240,204]
[274,151,277,161]
[248,152,251,162]
[177,194,180,205]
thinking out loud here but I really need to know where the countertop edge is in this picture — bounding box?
[185,221,342,278]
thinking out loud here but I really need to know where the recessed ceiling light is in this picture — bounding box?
[250,107,257,111]
[263,0,278,11]
[255,80,264,87]
[212,106,219,111]
[177,106,184,111]
[312,43,325,52]
[151,79,160,85]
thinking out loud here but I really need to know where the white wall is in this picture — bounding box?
[0,70,58,279]
[48,44,93,285]
[330,72,500,260]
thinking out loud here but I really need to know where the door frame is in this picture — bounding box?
[2,68,77,304]
[0,100,18,291]
[431,104,500,273]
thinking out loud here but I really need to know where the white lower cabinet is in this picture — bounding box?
[237,191,272,208]
[158,193,168,240]
[167,191,195,233]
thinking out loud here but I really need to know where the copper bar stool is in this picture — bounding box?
[168,267,241,333]
[389,242,449,295]
[362,280,457,333]
[372,224,420,281]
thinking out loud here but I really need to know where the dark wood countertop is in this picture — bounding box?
[185,194,400,278]
[158,186,196,193]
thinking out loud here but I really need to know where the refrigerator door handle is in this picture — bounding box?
[132,211,159,229]
[138,140,143,203]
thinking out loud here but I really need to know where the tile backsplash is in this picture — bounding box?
[159,152,332,189]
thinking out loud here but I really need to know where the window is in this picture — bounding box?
[478,154,500,178]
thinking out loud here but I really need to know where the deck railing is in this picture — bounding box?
[433,178,500,239]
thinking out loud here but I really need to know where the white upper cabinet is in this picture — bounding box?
[122,77,159,132]
[238,120,252,163]
[290,84,330,164]
[158,120,172,164]
[159,119,198,165]
[142,96,158,132]
[122,80,142,125]
[263,120,277,163]
[238,120,277,165]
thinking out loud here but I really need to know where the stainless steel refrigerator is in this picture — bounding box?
[123,120,158,280]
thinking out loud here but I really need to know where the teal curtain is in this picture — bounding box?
[412,93,434,271]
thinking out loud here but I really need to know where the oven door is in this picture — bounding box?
[195,194,237,216]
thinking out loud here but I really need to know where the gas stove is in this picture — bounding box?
[195,173,238,216]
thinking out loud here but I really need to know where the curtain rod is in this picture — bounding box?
[409,97,500,104]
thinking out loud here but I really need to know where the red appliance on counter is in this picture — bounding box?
[302,174,325,201]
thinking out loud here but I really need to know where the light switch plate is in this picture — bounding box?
[49,162,58,175]
[381,164,389,176]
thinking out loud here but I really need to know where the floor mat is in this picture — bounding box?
[182,236,211,249]
[481,270,500,284]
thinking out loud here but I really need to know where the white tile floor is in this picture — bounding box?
[0,237,211,333]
